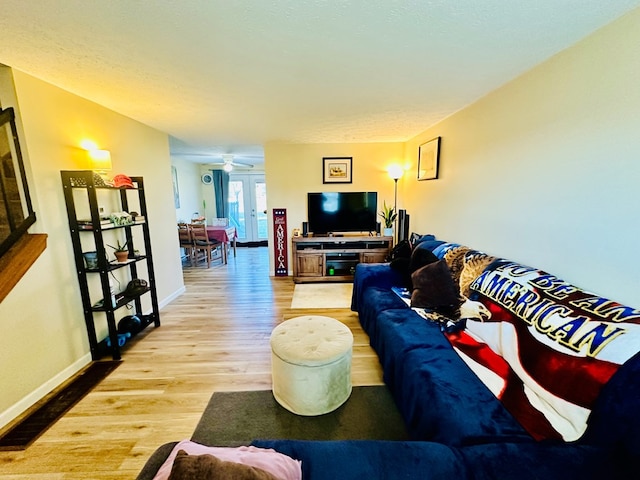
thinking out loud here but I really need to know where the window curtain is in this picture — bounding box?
[212,170,229,218]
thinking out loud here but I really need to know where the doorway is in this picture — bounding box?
[228,173,267,243]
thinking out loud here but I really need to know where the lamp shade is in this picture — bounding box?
[387,165,403,180]
[88,149,112,172]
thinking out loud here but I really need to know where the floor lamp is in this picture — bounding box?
[387,166,403,244]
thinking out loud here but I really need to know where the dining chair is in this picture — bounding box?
[177,223,194,266]
[189,223,224,268]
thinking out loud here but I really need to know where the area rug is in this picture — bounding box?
[191,385,408,446]
[290,283,353,309]
[0,360,121,450]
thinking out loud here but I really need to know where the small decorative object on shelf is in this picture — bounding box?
[107,240,129,263]
[110,211,133,226]
[60,170,160,360]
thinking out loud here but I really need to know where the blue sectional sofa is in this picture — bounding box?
[256,240,640,479]
[138,239,640,480]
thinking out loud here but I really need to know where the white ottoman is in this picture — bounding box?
[270,315,353,416]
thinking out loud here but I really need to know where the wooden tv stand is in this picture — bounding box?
[292,235,392,283]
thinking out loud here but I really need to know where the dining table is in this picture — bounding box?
[206,225,237,262]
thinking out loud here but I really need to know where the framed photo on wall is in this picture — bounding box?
[323,157,352,184]
[171,165,180,208]
[417,137,441,181]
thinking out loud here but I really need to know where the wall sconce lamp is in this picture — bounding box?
[387,165,404,243]
[88,148,112,174]
[80,140,112,175]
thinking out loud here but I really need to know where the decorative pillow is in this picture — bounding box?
[413,238,446,253]
[458,251,497,298]
[385,239,412,262]
[410,259,460,316]
[152,440,302,480]
[408,247,439,277]
[168,450,279,480]
[409,233,435,248]
[442,246,471,286]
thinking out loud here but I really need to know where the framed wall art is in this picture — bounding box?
[417,137,441,181]
[171,165,180,208]
[322,157,352,184]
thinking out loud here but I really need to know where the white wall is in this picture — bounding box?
[172,157,203,223]
[403,8,640,307]
[0,68,185,426]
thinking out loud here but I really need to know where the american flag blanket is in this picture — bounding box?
[447,260,640,441]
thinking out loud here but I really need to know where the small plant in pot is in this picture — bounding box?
[379,201,396,236]
[107,240,129,263]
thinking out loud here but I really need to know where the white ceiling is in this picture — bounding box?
[0,1,638,166]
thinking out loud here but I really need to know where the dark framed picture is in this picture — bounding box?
[323,157,352,184]
[417,137,441,181]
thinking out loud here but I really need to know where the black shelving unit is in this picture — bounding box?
[61,170,160,360]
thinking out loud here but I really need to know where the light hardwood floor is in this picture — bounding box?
[0,248,383,479]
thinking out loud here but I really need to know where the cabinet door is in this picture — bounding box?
[296,253,324,276]
[361,252,387,264]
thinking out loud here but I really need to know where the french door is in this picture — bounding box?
[227,174,267,243]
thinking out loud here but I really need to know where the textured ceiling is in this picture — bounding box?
[0,1,638,164]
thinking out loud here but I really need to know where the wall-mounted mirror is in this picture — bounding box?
[0,106,36,257]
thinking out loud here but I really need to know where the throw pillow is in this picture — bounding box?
[459,251,497,298]
[411,259,460,316]
[168,450,279,480]
[385,239,412,262]
[152,440,302,480]
[408,248,439,288]
[409,233,435,248]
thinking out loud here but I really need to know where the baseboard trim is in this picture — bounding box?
[0,288,185,430]
[0,353,91,431]
[159,286,185,309]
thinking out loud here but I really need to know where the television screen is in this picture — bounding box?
[307,192,377,234]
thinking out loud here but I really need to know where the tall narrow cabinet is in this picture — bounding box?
[61,170,160,360]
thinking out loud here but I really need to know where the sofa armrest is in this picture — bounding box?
[351,263,405,312]
[136,442,178,480]
[251,439,467,480]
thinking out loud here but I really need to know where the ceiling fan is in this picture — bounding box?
[173,151,258,171]
[209,154,255,172]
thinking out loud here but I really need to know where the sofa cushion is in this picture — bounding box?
[359,286,408,336]
[582,350,640,462]
[411,259,460,315]
[351,263,405,312]
[250,440,468,480]
[459,442,628,480]
[372,309,531,445]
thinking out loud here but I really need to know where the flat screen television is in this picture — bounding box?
[307,192,377,234]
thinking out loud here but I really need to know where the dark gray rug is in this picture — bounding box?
[191,385,409,446]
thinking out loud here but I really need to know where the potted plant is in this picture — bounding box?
[107,240,129,263]
[379,201,396,237]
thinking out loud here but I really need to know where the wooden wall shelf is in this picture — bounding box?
[0,233,47,303]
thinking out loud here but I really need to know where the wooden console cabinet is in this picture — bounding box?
[292,235,392,283]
